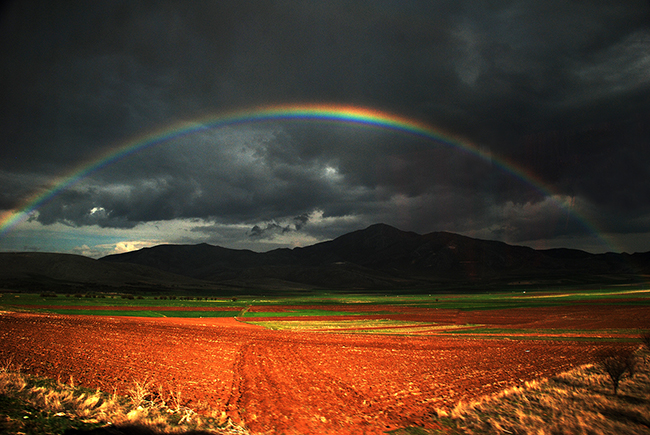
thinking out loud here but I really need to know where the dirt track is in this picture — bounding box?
[0,311,640,434]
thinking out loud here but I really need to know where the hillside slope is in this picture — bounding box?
[100,224,650,290]
[0,252,215,293]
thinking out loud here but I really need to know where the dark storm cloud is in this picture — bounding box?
[30,125,367,228]
[1,0,650,252]
[249,213,311,239]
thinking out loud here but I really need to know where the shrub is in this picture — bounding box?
[598,348,636,395]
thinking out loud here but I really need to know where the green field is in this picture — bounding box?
[1,286,650,318]
[0,293,249,308]
[1,287,649,340]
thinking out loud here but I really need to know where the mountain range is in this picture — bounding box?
[101,223,650,291]
[2,224,649,294]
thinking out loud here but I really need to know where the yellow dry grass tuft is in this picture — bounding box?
[0,359,249,434]
[437,347,650,434]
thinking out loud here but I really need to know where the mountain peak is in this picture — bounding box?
[363,223,410,235]
[366,223,400,231]
[331,223,420,248]
[95,223,649,290]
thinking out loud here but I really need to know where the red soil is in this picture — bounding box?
[0,309,641,435]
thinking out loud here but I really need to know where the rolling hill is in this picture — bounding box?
[99,224,650,291]
[2,224,648,294]
[0,252,219,294]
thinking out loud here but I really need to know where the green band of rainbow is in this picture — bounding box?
[0,103,610,250]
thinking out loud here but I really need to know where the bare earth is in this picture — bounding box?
[0,305,644,434]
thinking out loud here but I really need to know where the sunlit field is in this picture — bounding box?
[1,286,650,434]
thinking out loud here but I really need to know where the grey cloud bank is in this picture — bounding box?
[1,0,650,257]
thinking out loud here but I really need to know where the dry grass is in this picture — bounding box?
[246,318,479,334]
[5,346,650,434]
[245,319,412,330]
[430,347,650,435]
[0,360,248,434]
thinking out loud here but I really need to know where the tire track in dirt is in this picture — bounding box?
[235,335,387,434]
[223,341,247,425]
[293,342,411,433]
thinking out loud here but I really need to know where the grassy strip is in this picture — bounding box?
[31,309,237,318]
[0,293,247,308]
[245,319,642,339]
[241,309,394,317]
[391,349,650,434]
[441,327,647,338]
[436,327,647,342]
[335,325,478,335]
[0,362,248,434]
[3,287,650,314]
[384,288,650,311]
[244,319,481,335]
[244,319,417,330]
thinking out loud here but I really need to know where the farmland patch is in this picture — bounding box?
[0,310,643,434]
[1,289,650,433]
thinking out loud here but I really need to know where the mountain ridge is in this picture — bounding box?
[0,251,216,294]
[98,223,650,290]
[1,224,647,294]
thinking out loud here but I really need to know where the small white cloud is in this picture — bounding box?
[323,165,340,180]
[88,206,107,218]
[112,240,161,254]
[73,240,165,258]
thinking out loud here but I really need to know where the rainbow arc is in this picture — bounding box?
[0,103,611,251]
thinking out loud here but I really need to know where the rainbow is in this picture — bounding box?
[0,103,610,249]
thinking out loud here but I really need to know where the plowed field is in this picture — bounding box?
[0,309,641,434]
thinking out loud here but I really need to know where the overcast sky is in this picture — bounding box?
[1,0,650,258]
